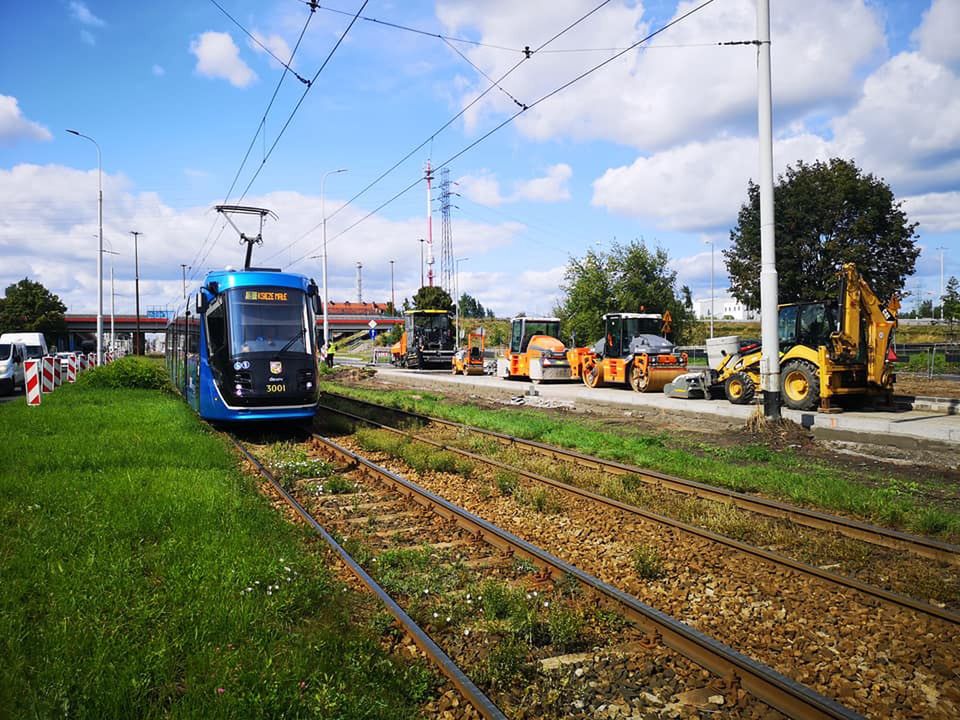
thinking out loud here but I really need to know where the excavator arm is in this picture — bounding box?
[830,263,898,386]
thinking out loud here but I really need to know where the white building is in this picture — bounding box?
[693,296,757,321]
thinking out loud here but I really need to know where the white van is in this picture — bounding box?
[0,341,26,395]
[0,332,49,360]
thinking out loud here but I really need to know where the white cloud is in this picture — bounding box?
[903,191,960,234]
[458,164,573,206]
[0,95,52,145]
[912,0,960,69]
[439,0,884,150]
[152,64,165,77]
[831,51,960,193]
[69,1,105,27]
[592,134,831,231]
[0,164,526,315]
[80,29,96,46]
[249,31,293,68]
[190,32,257,88]
[514,163,572,203]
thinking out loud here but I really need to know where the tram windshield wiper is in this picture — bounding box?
[274,327,306,356]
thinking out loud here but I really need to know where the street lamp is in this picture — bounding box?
[67,128,103,365]
[102,243,119,352]
[455,257,469,346]
[418,238,425,288]
[131,231,142,355]
[389,259,395,313]
[704,238,714,339]
[320,168,348,355]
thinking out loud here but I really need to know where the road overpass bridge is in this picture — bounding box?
[60,305,403,351]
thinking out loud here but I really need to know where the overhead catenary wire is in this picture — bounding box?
[269,0,617,266]
[187,4,318,281]
[208,0,313,85]
[285,0,720,271]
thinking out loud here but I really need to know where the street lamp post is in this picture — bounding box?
[102,244,119,352]
[66,129,103,365]
[389,259,395,312]
[418,238,425,288]
[320,168,348,356]
[131,231,142,355]
[455,257,469,346]
[181,263,190,300]
[704,238,715,339]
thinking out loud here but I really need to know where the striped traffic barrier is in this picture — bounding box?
[106,351,113,363]
[54,358,62,387]
[41,356,55,393]
[67,354,77,383]
[24,359,41,406]
[88,352,96,368]
[78,353,86,372]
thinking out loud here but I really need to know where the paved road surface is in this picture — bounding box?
[352,364,960,447]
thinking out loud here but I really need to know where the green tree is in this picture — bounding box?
[0,278,67,340]
[555,240,691,344]
[943,276,960,326]
[411,286,453,312]
[457,293,486,318]
[725,158,919,307]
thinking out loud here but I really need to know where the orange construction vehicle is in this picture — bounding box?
[451,328,486,375]
[567,311,688,392]
[496,316,572,383]
[390,309,455,369]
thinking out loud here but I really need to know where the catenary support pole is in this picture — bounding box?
[757,0,780,419]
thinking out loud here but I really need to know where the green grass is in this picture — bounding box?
[323,384,960,541]
[0,380,433,719]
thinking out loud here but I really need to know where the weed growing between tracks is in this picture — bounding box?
[323,384,960,541]
[0,382,433,719]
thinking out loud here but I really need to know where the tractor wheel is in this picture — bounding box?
[629,362,648,392]
[780,360,820,411]
[582,357,603,389]
[724,372,756,405]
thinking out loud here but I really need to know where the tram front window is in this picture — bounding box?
[228,288,311,356]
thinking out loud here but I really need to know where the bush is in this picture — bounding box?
[77,356,170,390]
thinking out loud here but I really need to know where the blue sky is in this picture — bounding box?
[1,0,957,318]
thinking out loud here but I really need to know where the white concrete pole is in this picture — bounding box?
[757,0,780,419]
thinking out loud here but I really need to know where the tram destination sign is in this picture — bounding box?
[244,291,289,302]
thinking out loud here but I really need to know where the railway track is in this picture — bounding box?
[322,391,960,568]
[230,434,504,720]
[236,429,864,719]
[312,393,960,719]
[319,401,959,625]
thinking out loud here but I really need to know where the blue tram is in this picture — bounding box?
[166,268,321,422]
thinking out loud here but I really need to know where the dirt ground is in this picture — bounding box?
[330,367,960,515]
[893,373,960,399]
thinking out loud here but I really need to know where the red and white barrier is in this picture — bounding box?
[67,354,77,383]
[41,356,55,393]
[105,351,113,363]
[88,352,96,368]
[79,353,88,371]
[24,359,41,406]
[54,358,62,387]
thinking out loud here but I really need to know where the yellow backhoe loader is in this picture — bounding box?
[665,264,899,411]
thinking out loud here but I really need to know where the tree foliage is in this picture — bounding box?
[944,276,960,326]
[0,278,67,338]
[725,158,919,307]
[411,286,453,312]
[457,293,492,319]
[555,240,692,344]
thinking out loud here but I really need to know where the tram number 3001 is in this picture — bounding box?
[265,383,287,393]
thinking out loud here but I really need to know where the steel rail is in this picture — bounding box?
[319,402,960,625]
[228,435,507,720]
[308,430,863,720]
[323,391,960,567]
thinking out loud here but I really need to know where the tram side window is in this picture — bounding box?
[206,302,228,367]
[188,319,199,354]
